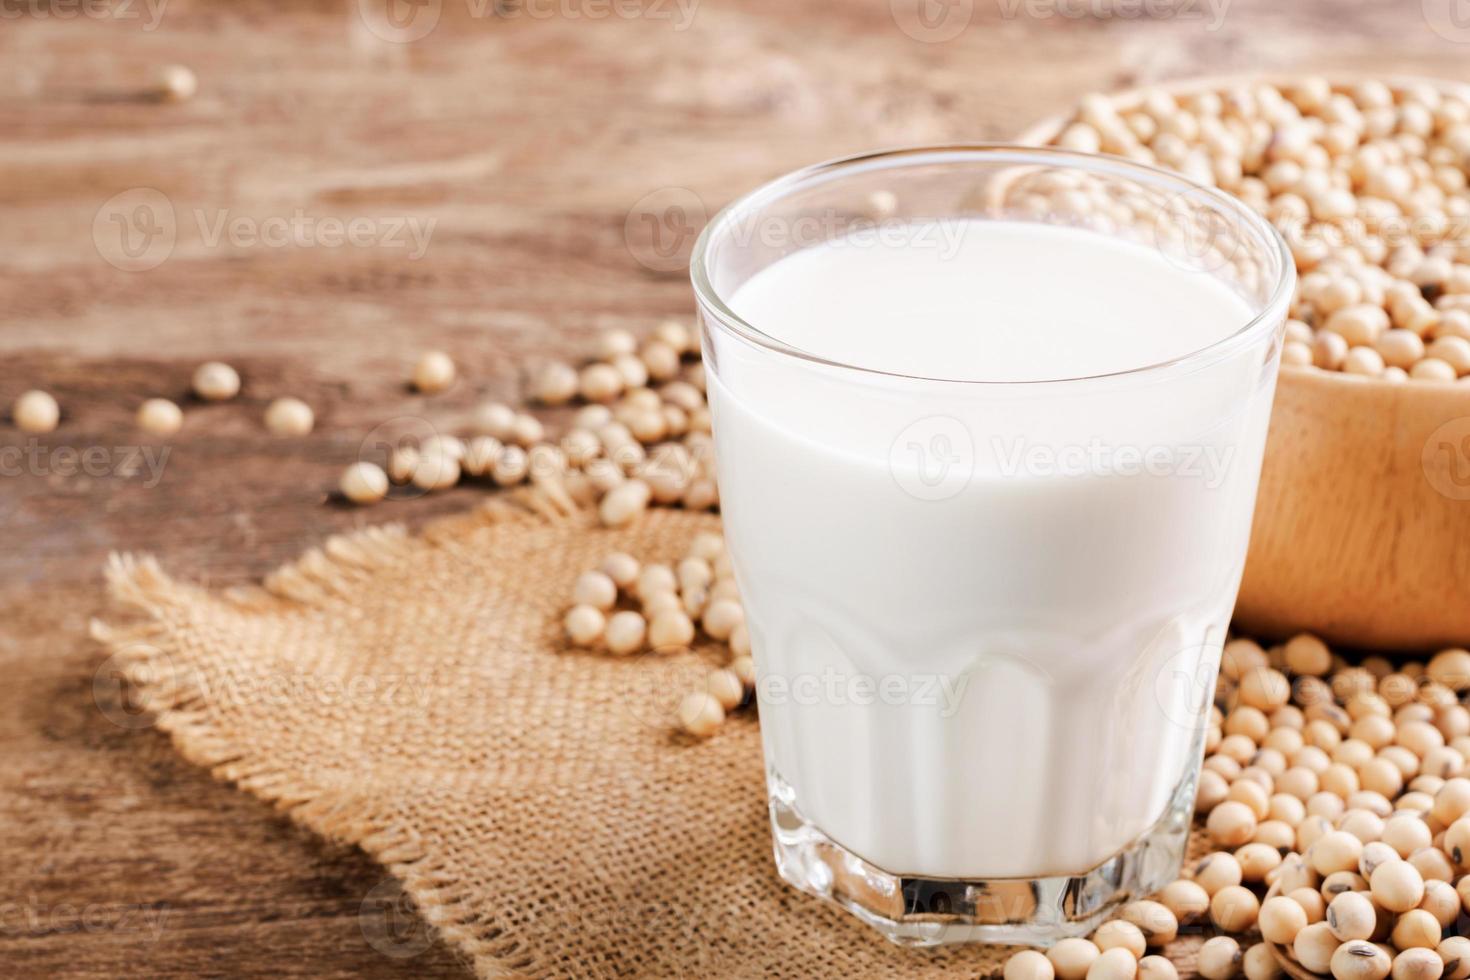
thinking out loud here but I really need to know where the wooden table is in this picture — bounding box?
[1,1,1464,974]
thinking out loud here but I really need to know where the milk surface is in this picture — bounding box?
[707,220,1277,879]
[729,220,1243,382]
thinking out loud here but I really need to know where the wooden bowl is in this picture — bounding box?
[1017,76,1470,651]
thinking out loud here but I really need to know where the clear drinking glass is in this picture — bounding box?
[689,146,1293,947]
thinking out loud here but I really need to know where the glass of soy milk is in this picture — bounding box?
[689,146,1293,947]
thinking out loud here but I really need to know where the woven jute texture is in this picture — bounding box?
[94,493,1214,978]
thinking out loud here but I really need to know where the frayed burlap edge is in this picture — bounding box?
[89,488,587,980]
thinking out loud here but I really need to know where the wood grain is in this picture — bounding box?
[1237,368,1470,649]
[2,1,1467,975]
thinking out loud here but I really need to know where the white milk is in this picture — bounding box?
[706,220,1278,879]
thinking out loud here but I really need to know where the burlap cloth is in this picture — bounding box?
[94,492,1215,978]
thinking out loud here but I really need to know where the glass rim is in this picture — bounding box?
[688,143,1296,387]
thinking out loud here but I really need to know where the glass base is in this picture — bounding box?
[767,763,1196,948]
